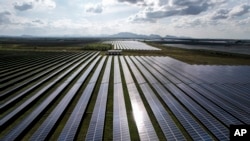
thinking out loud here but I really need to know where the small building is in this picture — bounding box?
[106,50,122,55]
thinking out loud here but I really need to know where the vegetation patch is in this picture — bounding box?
[81,43,112,51]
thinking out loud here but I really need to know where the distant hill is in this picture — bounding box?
[109,32,163,39]
[0,32,189,39]
[165,35,178,38]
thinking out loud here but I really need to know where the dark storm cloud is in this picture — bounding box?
[14,2,33,11]
[0,11,11,25]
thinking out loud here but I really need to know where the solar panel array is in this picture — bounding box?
[1,50,250,141]
[104,40,161,50]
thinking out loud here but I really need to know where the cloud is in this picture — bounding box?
[130,0,218,22]
[127,0,226,23]
[171,3,250,30]
[32,19,43,24]
[236,17,250,25]
[229,4,250,17]
[210,9,229,20]
[0,11,11,25]
[209,4,250,20]
[117,0,143,4]
[34,0,56,9]
[85,4,103,13]
[13,2,33,11]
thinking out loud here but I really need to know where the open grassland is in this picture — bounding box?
[0,42,111,51]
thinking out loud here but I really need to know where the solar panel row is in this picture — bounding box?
[125,56,172,141]
[223,84,250,99]
[0,52,90,112]
[138,56,243,140]
[31,55,102,140]
[140,56,244,128]
[121,56,161,140]
[151,83,212,141]
[211,84,250,111]
[113,56,131,141]
[177,83,243,126]
[129,56,212,141]
[137,56,228,140]
[2,52,100,140]
[0,52,85,99]
[0,52,95,130]
[1,52,250,141]
[0,54,65,85]
[189,84,250,124]
[144,56,249,121]
[85,56,112,141]
[104,41,161,51]
[201,84,250,114]
[0,52,77,79]
[139,55,249,136]
[165,83,229,140]
[55,56,106,141]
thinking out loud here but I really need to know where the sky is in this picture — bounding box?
[0,0,250,39]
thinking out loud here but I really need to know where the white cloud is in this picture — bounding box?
[229,3,250,17]
[34,0,56,10]
[102,0,118,6]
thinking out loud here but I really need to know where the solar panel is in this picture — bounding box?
[165,83,229,141]
[140,83,186,141]
[2,53,250,141]
[143,57,182,84]
[145,56,196,84]
[177,83,243,126]
[189,83,250,124]
[56,56,106,141]
[122,56,160,140]
[113,56,131,141]
[107,41,161,51]
[201,84,250,113]
[151,83,212,141]
[2,53,100,141]
[212,84,250,109]
[0,53,90,112]
[133,56,228,140]
[85,56,112,140]
[226,84,250,98]
[135,56,170,83]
